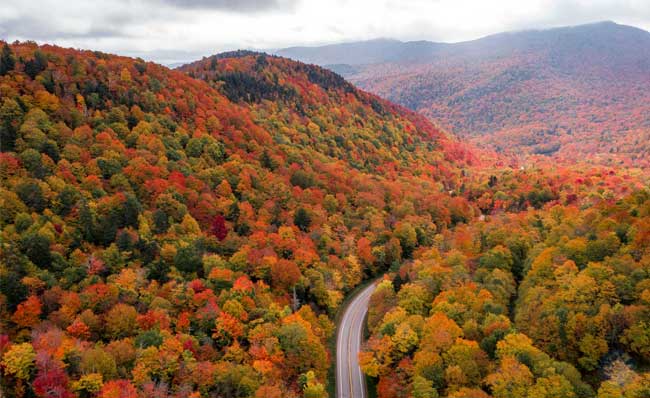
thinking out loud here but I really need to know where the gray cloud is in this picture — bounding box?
[0,15,126,41]
[510,0,650,32]
[156,0,299,13]
[1,0,649,66]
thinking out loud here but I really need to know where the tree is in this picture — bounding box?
[412,375,439,398]
[12,295,42,328]
[0,98,23,151]
[15,181,47,212]
[585,234,620,262]
[1,342,36,380]
[24,50,48,79]
[33,353,73,398]
[479,245,514,272]
[397,283,430,316]
[174,244,203,274]
[486,356,533,398]
[0,43,15,75]
[277,321,328,378]
[20,232,52,269]
[270,259,301,290]
[301,370,328,398]
[80,347,118,380]
[442,339,489,389]
[99,380,138,398]
[621,321,650,362]
[66,319,91,340]
[260,149,276,170]
[213,311,244,348]
[135,330,163,349]
[211,215,228,241]
[391,323,419,356]
[72,373,104,396]
[290,170,315,189]
[578,334,608,371]
[105,304,138,339]
[152,209,170,234]
[294,208,311,232]
[395,222,417,258]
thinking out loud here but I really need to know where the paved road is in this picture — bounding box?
[337,282,377,398]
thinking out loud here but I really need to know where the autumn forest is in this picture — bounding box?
[1,17,650,398]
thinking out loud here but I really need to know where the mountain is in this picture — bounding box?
[0,41,479,396]
[277,22,650,165]
[276,38,445,66]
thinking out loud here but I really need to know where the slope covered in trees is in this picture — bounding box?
[361,184,650,397]
[1,37,649,398]
[0,41,478,397]
[278,21,650,166]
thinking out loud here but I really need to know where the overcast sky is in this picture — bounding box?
[1,0,650,65]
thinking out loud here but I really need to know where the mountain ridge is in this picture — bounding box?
[276,21,650,165]
[275,21,650,66]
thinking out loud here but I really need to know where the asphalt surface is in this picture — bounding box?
[336,282,377,398]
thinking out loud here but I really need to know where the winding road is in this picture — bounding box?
[336,282,377,398]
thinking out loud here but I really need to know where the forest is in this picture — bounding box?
[320,22,650,168]
[361,188,650,398]
[0,39,649,398]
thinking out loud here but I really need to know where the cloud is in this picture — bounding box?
[156,0,300,13]
[506,0,650,32]
[0,15,126,41]
[0,0,649,65]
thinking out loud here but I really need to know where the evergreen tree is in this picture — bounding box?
[294,208,311,232]
[0,43,15,76]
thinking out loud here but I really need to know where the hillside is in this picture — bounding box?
[277,21,650,165]
[2,38,649,398]
[361,188,650,398]
[0,42,480,397]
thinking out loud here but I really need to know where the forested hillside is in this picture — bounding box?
[361,185,650,397]
[278,22,650,166]
[0,41,476,398]
[1,38,649,398]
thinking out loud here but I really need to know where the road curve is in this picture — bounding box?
[337,282,377,398]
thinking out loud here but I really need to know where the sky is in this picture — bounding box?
[1,0,650,65]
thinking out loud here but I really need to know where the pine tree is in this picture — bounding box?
[0,43,15,76]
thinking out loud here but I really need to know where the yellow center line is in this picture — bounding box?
[348,295,358,397]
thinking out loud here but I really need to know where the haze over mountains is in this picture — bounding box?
[277,21,650,164]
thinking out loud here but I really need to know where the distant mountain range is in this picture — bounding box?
[276,21,650,164]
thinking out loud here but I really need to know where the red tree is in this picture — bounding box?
[210,215,228,241]
[33,352,73,398]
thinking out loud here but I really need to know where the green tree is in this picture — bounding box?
[0,43,16,75]
[290,170,315,189]
[395,222,417,258]
[24,49,48,79]
[294,208,311,232]
[0,98,23,151]
[174,244,203,274]
[412,375,439,398]
[621,321,650,362]
[15,180,47,212]
[20,232,52,268]
[479,245,514,272]
[135,330,163,349]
